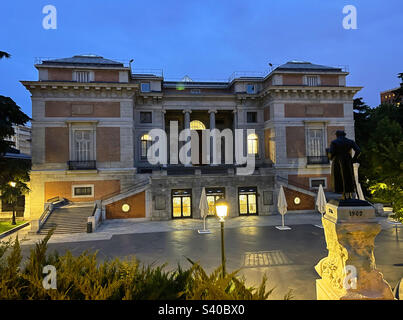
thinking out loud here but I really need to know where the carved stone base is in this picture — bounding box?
[315,202,394,300]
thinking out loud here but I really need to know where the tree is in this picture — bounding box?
[0,51,11,59]
[0,96,31,154]
[0,96,31,223]
[1,181,29,225]
[393,72,403,105]
[354,99,403,222]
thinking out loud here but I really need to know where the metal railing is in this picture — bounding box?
[132,68,164,77]
[228,71,268,83]
[307,156,330,165]
[68,160,96,170]
[100,178,150,202]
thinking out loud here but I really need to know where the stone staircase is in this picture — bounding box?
[39,203,94,235]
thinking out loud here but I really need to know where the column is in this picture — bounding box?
[183,109,191,166]
[209,109,217,165]
[162,109,167,167]
[183,109,191,130]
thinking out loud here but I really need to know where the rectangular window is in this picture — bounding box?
[190,89,201,94]
[172,189,192,218]
[307,129,325,157]
[306,76,319,86]
[141,82,151,92]
[76,71,90,83]
[73,130,94,161]
[238,187,258,215]
[140,134,152,160]
[140,112,152,123]
[310,178,327,189]
[246,84,256,94]
[247,112,257,123]
[306,128,329,164]
[72,185,94,198]
[206,188,225,216]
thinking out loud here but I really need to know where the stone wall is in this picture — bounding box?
[149,173,276,220]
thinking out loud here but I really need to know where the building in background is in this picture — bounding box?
[4,125,32,155]
[380,79,403,106]
[21,55,361,223]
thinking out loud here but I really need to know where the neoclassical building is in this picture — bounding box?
[22,55,361,222]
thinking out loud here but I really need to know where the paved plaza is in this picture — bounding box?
[3,214,403,300]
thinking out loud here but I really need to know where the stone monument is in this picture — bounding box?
[315,131,394,300]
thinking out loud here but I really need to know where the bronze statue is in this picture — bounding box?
[326,130,361,200]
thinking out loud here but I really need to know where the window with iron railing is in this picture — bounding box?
[306,128,329,164]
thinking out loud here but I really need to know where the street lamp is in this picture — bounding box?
[215,198,228,276]
[9,181,17,225]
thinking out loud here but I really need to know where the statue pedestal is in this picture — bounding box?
[315,199,394,300]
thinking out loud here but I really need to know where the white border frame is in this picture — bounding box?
[309,177,327,189]
[72,184,94,198]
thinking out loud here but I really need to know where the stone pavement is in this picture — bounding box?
[2,213,324,244]
[3,213,400,246]
[3,213,402,300]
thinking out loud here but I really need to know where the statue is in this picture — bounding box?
[326,130,361,200]
[315,130,394,300]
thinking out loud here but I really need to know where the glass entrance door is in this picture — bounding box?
[238,187,258,215]
[172,189,192,218]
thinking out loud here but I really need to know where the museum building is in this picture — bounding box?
[21,55,361,222]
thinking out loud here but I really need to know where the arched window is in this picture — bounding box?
[140,134,152,160]
[190,120,206,130]
[247,133,259,155]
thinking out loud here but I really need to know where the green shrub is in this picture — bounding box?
[0,231,286,300]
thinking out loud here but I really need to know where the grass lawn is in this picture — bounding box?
[0,220,26,234]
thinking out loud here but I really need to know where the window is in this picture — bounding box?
[72,185,94,198]
[310,178,327,189]
[238,187,258,215]
[306,76,319,86]
[172,189,192,218]
[190,120,206,130]
[73,130,94,161]
[190,89,201,94]
[246,84,256,94]
[307,129,325,157]
[76,71,90,83]
[306,128,327,164]
[140,112,152,123]
[140,134,152,160]
[247,112,257,123]
[206,188,225,216]
[247,133,259,155]
[141,82,151,92]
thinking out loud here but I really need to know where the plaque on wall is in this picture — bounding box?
[155,195,166,210]
[263,191,273,205]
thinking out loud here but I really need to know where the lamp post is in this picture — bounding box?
[9,181,17,225]
[215,198,228,276]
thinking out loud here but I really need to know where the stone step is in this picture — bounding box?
[39,204,94,235]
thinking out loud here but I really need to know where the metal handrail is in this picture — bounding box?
[276,175,311,191]
[100,178,150,202]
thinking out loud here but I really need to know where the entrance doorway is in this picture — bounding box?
[172,189,192,218]
[238,187,258,216]
[190,120,206,165]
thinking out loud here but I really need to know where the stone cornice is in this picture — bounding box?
[259,86,362,101]
[21,81,138,99]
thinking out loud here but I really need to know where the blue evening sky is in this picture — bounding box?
[1,0,402,118]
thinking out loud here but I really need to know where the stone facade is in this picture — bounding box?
[21,56,362,221]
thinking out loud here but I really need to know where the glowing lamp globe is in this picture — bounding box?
[215,198,229,221]
[9,181,16,188]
